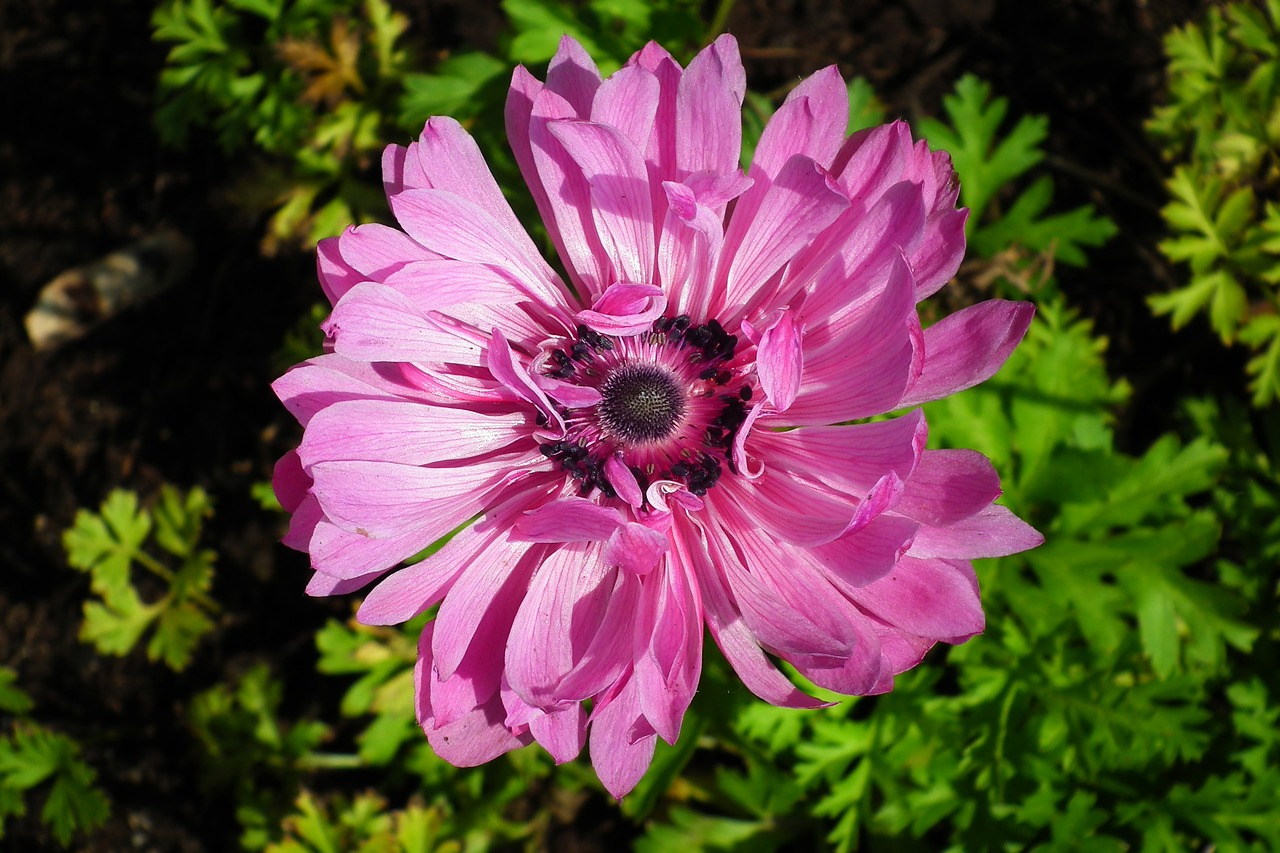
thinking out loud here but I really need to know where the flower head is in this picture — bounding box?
[273,35,1042,798]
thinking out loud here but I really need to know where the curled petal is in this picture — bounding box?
[754,310,803,412]
[603,523,669,575]
[576,282,668,336]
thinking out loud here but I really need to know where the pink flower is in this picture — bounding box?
[273,35,1042,798]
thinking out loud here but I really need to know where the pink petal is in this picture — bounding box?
[790,181,926,323]
[308,516,437,581]
[536,374,603,408]
[506,543,618,707]
[831,120,912,208]
[388,188,563,302]
[603,523,669,575]
[432,540,545,683]
[283,493,322,551]
[337,222,436,279]
[846,556,985,642]
[658,179,726,319]
[486,329,564,433]
[894,449,1002,525]
[557,571,643,700]
[273,354,429,427]
[416,625,532,765]
[721,155,850,309]
[781,255,918,425]
[576,282,667,336]
[910,206,968,300]
[752,409,926,496]
[356,521,495,625]
[529,87,611,299]
[590,64,661,168]
[325,283,485,366]
[807,513,920,590]
[316,235,359,304]
[754,310,803,412]
[784,602,884,695]
[545,35,601,117]
[309,452,523,539]
[305,568,386,597]
[723,469,858,547]
[899,300,1035,407]
[381,142,412,197]
[632,559,701,744]
[684,515,827,709]
[676,34,745,179]
[527,702,587,764]
[605,455,643,507]
[272,449,309,513]
[727,65,849,269]
[407,118,555,271]
[750,65,848,177]
[909,504,1043,560]
[513,497,622,542]
[549,120,656,285]
[628,42,682,188]
[710,503,866,658]
[589,677,656,799]
[298,399,525,469]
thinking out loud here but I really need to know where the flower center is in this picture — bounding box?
[537,316,753,500]
[597,364,685,443]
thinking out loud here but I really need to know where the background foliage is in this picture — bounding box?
[4,0,1278,849]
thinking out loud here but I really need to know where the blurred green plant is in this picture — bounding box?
[265,790,454,853]
[0,668,110,847]
[188,663,333,849]
[1146,0,1280,405]
[152,0,703,254]
[63,486,220,671]
[153,0,412,252]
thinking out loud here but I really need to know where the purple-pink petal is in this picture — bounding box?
[899,300,1035,407]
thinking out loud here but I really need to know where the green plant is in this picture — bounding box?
[188,664,333,849]
[63,486,220,671]
[916,75,1118,293]
[0,668,110,847]
[153,0,413,252]
[1146,0,1280,404]
[266,790,454,853]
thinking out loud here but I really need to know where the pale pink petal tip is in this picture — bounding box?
[273,30,1042,795]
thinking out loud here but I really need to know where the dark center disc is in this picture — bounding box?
[597,363,686,443]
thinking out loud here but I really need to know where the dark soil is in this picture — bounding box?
[0,0,1223,849]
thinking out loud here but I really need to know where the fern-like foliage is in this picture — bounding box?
[1146,1,1280,404]
[0,668,110,848]
[63,486,220,671]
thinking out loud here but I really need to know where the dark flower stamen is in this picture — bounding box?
[598,364,686,443]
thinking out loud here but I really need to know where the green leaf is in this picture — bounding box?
[846,76,885,133]
[970,175,1117,266]
[0,669,33,716]
[152,484,212,558]
[0,725,109,845]
[64,486,218,670]
[63,489,151,598]
[915,75,1047,226]
[81,594,160,658]
[502,0,610,66]
[397,52,507,128]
